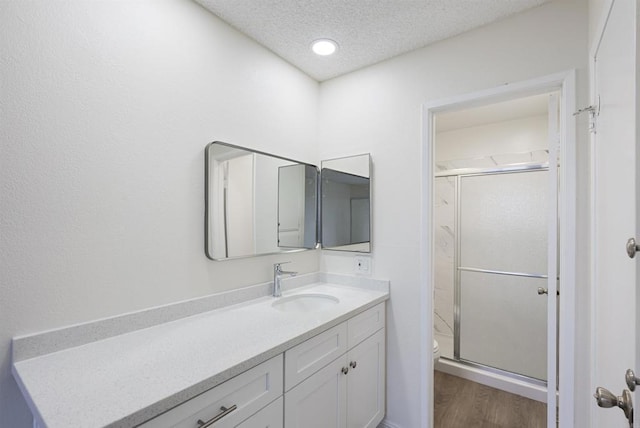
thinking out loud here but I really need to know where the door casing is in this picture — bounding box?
[420,70,577,427]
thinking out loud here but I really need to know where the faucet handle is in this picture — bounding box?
[274,262,291,271]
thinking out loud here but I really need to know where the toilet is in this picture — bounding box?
[433,339,441,362]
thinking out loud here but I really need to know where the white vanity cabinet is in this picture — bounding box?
[284,303,386,428]
[137,303,385,428]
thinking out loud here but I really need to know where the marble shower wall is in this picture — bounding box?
[433,176,456,343]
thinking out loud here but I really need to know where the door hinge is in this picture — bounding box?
[574,95,600,134]
[553,134,561,165]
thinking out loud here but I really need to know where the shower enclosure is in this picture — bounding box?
[434,151,550,383]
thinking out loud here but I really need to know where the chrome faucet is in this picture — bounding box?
[273,262,297,297]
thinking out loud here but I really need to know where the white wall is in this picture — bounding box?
[589,0,609,44]
[318,0,590,426]
[0,1,319,426]
[436,115,548,163]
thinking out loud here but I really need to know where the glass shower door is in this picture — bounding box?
[458,170,549,380]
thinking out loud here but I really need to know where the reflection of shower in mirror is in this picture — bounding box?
[321,153,372,253]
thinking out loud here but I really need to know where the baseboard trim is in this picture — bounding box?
[378,419,402,428]
[436,359,547,402]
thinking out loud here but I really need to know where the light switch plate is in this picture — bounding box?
[354,255,372,275]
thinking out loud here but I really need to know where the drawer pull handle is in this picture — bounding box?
[341,366,349,375]
[350,361,357,369]
[197,405,237,427]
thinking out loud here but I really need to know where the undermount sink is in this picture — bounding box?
[272,293,340,312]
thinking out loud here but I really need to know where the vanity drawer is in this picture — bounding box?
[236,396,283,428]
[347,303,385,349]
[284,323,348,391]
[139,355,283,428]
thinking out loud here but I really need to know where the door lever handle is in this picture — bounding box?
[594,387,634,425]
[627,237,640,258]
[626,369,640,391]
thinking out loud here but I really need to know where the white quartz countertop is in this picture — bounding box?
[13,281,388,428]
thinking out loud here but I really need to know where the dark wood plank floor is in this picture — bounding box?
[434,371,546,428]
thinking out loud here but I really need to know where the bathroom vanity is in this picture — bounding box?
[141,301,385,428]
[12,143,383,427]
[12,273,388,427]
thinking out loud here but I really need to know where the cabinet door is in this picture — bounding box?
[346,328,385,428]
[236,396,283,428]
[284,355,347,428]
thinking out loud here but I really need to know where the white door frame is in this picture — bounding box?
[420,70,577,427]
[588,3,612,426]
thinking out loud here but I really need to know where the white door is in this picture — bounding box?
[278,164,304,248]
[592,1,638,426]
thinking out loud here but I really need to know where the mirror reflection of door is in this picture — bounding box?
[221,154,255,258]
[278,164,305,248]
[278,164,317,249]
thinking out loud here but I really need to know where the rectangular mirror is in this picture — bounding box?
[205,141,318,260]
[321,154,371,252]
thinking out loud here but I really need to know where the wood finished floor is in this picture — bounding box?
[434,371,547,428]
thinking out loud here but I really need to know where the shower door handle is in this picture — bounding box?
[537,287,559,296]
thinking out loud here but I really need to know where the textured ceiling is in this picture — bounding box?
[195,0,551,81]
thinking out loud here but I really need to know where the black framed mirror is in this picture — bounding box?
[205,141,318,260]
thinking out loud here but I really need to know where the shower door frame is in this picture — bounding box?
[421,70,576,428]
[436,164,551,388]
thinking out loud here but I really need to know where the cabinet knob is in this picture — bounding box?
[349,361,357,369]
[341,366,349,375]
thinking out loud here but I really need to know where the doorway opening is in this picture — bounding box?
[433,93,556,427]
[420,71,577,428]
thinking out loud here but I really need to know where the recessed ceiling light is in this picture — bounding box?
[311,39,338,56]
